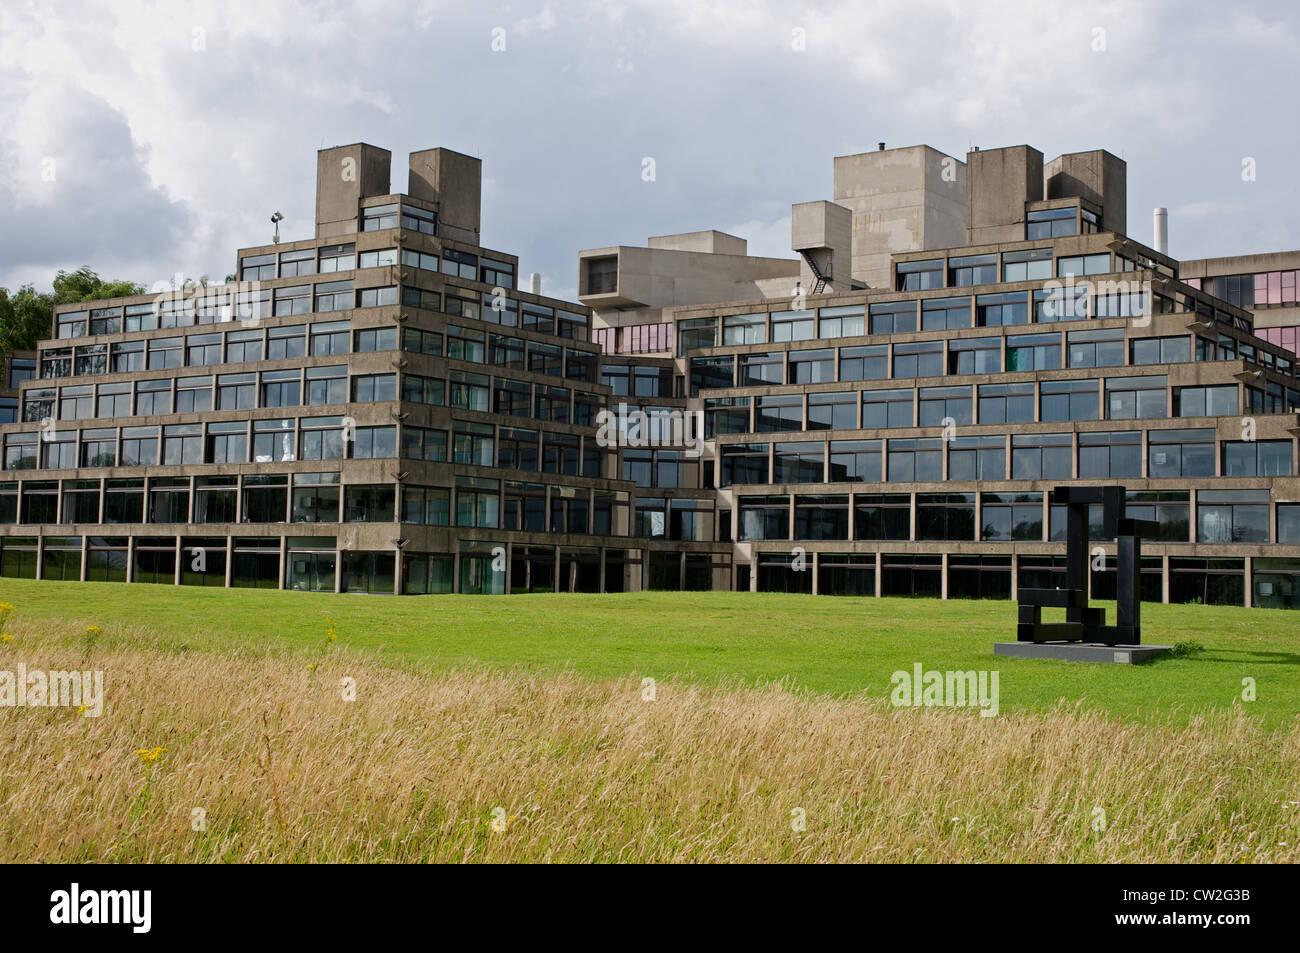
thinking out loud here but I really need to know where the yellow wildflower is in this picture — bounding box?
[135,746,167,766]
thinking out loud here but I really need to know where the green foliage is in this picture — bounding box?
[0,267,145,350]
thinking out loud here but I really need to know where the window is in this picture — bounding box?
[948,337,1001,375]
[1033,285,1088,322]
[311,280,352,313]
[1027,207,1078,240]
[90,306,122,336]
[978,382,1034,424]
[807,392,857,431]
[450,371,490,412]
[402,373,444,405]
[42,431,76,469]
[1222,440,1291,477]
[493,378,531,417]
[738,495,790,541]
[41,348,72,379]
[921,296,971,331]
[402,287,440,311]
[1093,290,1148,319]
[260,369,300,408]
[279,248,314,278]
[253,419,295,463]
[829,440,881,482]
[358,248,398,270]
[1106,375,1166,419]
[217,373,255,411]
[892,341,943,378]
[887,437,942,481]
[1057,253,1110,277]
[981,493,1043,541]
[1131,335,1190,366]
[585,256,617,294]
[353,328,398,355]
[400,426,448,462]
[1002,248,1052,282]
[452,421,494,467]
[1174,385,1237,417]
[108,340,143,374]
[1040,379,1098,421]
[529,342,564,377]
[104,478,145,522]
[23,388,54,423]
[357,286,397,308]
[1279,504,1300,544]
[352,374,397,403]
[274,284,311,316]
[80,428,117,467]
[446,324,485,363]
[794,494,849,540]
[818,305,865,339]
[689,356,734,395]
[455,476,499,528]
[318,243,356,273]
[3,433,39,471]
[361,204,398,231]
[402,327,442,356]
[309,321,350,356]
[723,312,767,346]
[705,397,750,438]
[1078,431,1141,478]
[773,442,824,483]
[754,395,800,431]
[59,385,93,420]
[298,417,345,461]
[402,486,450,526]
[862,388,913,429]
[489,334,526,370]
[119,427,159,467]
[789,348,835,384]
[1147,428,1215,478]
[1197,489,1270,543]
[96,382,131,418]
[1067,328,1124,368]
[291,473,339,523]
[123,302,157,333]
[175,375,212,413]
[838,344,887,381]
[918,386,972,427]
[132,379,168,416]
[534,385,569,423]
[75,344,106,376]
[916,493,975,541]
[948,435,1005,481]
[976,292,1028,327]
[854,493,910,541]
[185,333,221,366]
[480,257,513,287]
[771,309,815,342]
[241,476,288,524]
[739,351,784,386]
[677,317,718,355]
[240,253,276,281]
[1006,332,1060,372]
[896,258,943,291]
[400,204,437,235]
[1012,433,1072,480]
[542,433,581,475]
[162,424,202,465]
[948,255,996,287]
[62,480,101,523]
[148,337,182,371]
[720,443,769,487]
[225,329,263,364]
[305,365,346,406]
[206,421,247,464]
[869,300,917,335]
[522,303,557,336]
[498,427,539,471]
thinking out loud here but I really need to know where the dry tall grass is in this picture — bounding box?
[1,619,1297,863]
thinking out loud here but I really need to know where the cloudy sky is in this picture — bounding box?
[1,0,1297,301]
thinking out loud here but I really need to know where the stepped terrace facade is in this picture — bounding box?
[3,141,1300,608]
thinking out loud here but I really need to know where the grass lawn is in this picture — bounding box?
[3,577,1297,726]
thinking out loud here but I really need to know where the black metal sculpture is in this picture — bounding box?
[1017,486,1157,646]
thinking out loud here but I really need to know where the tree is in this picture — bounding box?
[0,267,145,351]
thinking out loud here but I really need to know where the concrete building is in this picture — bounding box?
[4,140,1300,609]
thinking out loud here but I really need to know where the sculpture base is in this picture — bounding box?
[993,642,1174,665]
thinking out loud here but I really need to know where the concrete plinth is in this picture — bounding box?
[993,642,1174,664]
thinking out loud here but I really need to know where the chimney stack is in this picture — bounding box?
[878,142,885,151]
[1153,207,1168,254]
[529,272,542,295]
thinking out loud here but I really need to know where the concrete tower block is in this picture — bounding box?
[315,143,392,239]
[1045,149,1127,237]
[408,148,482,244]
[791,200,853,293]
[966,145,1044,245]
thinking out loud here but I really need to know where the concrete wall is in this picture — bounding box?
[791,200,853,293]
[647,230,747,255]
[579,245,800,310]
[966,145,1043,246]
[832,145,966,290]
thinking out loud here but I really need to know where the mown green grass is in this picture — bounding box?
[3,577,1297,726]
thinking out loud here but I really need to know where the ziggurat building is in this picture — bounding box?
[3,141,1300,608]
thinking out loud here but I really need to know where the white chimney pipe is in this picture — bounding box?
[1153,207,1168,255]
[529,272,541,295]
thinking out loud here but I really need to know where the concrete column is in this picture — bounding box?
[174,534,183,586]
[227,537,235,589]
[874,551,882,598]
[1161,552,1170,604]
[940,551,949,600]
[1244,555,1253,608]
